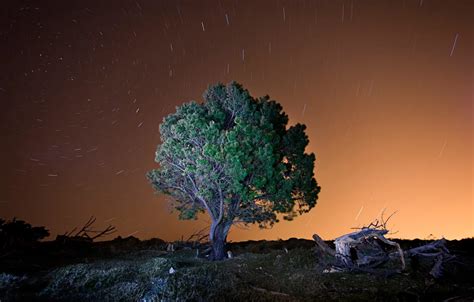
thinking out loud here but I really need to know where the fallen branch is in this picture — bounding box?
[405,239,449,256]
[403,239,453,278]
[250,286,290,297]
[312,234,335,256]
[58,216,117,243]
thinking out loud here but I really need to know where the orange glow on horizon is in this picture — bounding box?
[1,0,472,241]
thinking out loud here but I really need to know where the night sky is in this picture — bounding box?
[1,0,472,242]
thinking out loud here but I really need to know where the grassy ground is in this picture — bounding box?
[0,238,473,301]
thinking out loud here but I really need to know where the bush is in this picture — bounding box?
[0,218,49,251]
[40,257,171,301]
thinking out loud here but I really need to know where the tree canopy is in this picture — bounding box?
[147,82,320,259]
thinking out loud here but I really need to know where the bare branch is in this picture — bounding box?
[62,216,117,242]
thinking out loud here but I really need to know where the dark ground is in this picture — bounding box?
[0,237,473,301]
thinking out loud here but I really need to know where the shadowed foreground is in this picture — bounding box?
[0,237,473,301]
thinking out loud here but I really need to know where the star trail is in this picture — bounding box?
[1,0,472,241]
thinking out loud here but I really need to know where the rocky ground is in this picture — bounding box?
[0,237,473,301]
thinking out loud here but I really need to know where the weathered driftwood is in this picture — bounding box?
[314,231,453,278]
[312,234,335,256]
[333,228,405,270]
[402,239,453,278]
[404,239,449,257]
[313,209,453,277]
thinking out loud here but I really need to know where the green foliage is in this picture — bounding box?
[147,82,320,227]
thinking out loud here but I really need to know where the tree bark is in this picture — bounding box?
[209,221,231,261]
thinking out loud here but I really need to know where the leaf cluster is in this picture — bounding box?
[147,82,320,227]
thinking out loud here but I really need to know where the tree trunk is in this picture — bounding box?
[209,221,230,261]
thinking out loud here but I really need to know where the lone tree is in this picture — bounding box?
[147,82,320,260]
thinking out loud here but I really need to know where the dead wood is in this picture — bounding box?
[250,286,290,297]
[57,216,117,243]
[312,211,459,276]
[313,230,453,279]
[312,234,335,256]
[184,227,209,246]
[333,228,405,270]
[402,239,453,278]
[404,239,449,257]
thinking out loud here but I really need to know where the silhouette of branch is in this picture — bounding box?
[62,216,117,241]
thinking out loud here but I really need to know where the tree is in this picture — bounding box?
[0,217,50,251]
[147,82,320,260]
